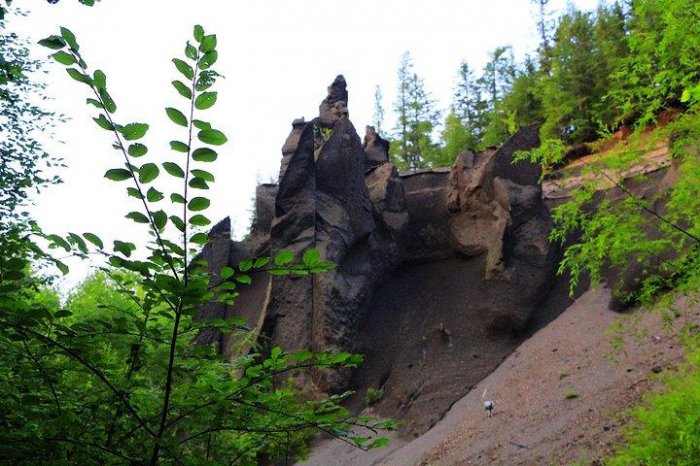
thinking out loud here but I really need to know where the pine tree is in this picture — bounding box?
[453,61,476,124]
[453,60,489,144]
[479,46,517,147]
[531,0,554,73]
[372,85,386,136]
[391,52,440,170]
[539,8,599,142]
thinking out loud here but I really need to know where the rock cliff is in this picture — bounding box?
[198,76,566,434]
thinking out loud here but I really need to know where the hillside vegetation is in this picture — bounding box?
[2,0,700,465]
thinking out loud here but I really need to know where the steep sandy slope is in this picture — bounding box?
[300,287,695,465]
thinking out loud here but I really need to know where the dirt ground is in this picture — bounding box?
[300,287,696,465]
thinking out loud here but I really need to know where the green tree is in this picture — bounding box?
[531,0,553,74]
[372,84,385,136]
[438,109,473,166]
[390,51,440,170]
[451,61,485,146]
[479,46,517,148]
[538,6,627,143]
[609,0,700,124]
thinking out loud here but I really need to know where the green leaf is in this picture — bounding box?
[169,215,185,232]
[47,234,70,252]
[163,162,185,178]
[191,169,214,181]
[146,187,164,202]
[127,187,143,199]
[188,197,210,211]
[185,42,198,60]
[54,310,73,318]
[39,35,66,50]
[172,58,194,80]
[52,51,76,65]
[274,250,294,266]
[681,89,692,103]
[195,70,220,91]
[128,143,148,157]
[190,232,209,245]
[55,260,70,275]
[189,177,209,190]
[199,50,218,70]
[66,68,92,85]
[198,129,227,145]
[254,257,270,268]
[60,27,79,50]
[93,69,106,89]
[189,214,210,226]
[126,211,149,224]
[170,141,189,152]
[99,88,116,113]
[274,251,294,265]
[166,107,188,126]
[194,25,205,42]
[119,123,149,141]
[113,240,136,257]
[239,258,253,272]
[86,98,103,109]
[138,163,159,184]
[104,168,132,181]
[195,92,217,110]
[172,80,193,99]
[235,274,252,285]
[93,114,113,130]
[192,120,211,130]
[199,34,217,53]
[220,267,234,280]
[153,211,167,230]
[83,233,103,249]
[192,148,218,162]
[292,350,313,362]
[170,193,186,204]
[303,248,321,266]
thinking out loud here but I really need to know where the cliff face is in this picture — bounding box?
[199,76,566,434]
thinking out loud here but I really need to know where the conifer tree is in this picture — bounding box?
[531,0,553,73]
[479,46,517,147]
[372,85,386,136]
[391,52,440,170]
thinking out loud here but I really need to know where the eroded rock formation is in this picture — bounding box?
[198,76,564,433]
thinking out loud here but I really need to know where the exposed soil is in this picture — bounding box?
[300,287,696,465]
[344,256,573,436]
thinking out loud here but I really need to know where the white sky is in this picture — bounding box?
[7,0,601,290]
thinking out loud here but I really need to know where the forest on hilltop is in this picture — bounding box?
[383,0,700,170]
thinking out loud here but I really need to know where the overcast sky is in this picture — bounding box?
[8,0,600,290]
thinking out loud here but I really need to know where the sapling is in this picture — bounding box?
[0,23,392,465]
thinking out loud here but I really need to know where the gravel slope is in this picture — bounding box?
[301,287,693,465]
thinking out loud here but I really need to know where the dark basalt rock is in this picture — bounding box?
[363,126,391,169]
[196,76,562,429]
[319,75,349,127]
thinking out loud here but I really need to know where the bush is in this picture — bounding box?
[606,349,700,466]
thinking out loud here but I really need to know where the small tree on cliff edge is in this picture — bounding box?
[390,51,440,170]
[373,84,386,136]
